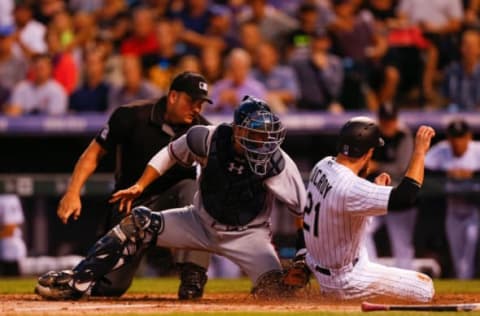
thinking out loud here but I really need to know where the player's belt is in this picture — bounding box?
[315,258,359,276]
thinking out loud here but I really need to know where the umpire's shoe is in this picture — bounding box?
[35,270,85,300]
[178,263,208,300]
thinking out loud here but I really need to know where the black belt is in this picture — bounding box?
[315,258,359,276]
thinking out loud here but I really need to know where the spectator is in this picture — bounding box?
[252,42,300,112]
[0,25,28,108]
[144,19,183,92]
[71,11,98,55]
[286,2,321,61]
[108,55,161,111]
[206,5,237,52]
[4,53,67,116]
[291,30,344,112]
[50,11,75,51]
[69,0,103,13]
[174,54,202,76]
[425,119,480,279]
[463,0,480,29]
[201,46,224,85]
[397,0,463,100]
[0,0,14,27]
[12,3,47,60]
[208,48,267,113]
[95,0,127,30]
[365,103,417,270]
[238,0,298,51]
[120,7,159,58]
[238,21,264,58]
[94,34,123,87]
[367,0,427,106]
[442,29,480,111]
[45,28,78,95]
[329,0,398,110]
[171,0,212,54]
[0,194,27,276]
[70,50,110,113]
[33,0,66,25]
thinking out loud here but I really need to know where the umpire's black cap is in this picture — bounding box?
[446,118,470,138]
[170,72,213,104]
[337,116,384,158]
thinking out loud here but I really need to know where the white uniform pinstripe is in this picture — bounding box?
[304,157,434,302]
[425,140,480,279]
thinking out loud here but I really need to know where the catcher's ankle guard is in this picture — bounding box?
[73,206,163,285]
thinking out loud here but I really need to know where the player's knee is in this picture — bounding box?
[118,206,164,245]
[417,273,435,302]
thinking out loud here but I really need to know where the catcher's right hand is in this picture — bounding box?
[282,249,311,289]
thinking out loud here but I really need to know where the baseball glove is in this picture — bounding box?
[282,248,311,289]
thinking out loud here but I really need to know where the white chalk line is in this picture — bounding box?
[12,303,158,312]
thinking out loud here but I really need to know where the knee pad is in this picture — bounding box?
[117,206,163,245]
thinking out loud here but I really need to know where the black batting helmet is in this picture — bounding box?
[337,116,384,158]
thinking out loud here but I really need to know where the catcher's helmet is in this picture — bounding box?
[337,116,384,158]
[233,96,285,176]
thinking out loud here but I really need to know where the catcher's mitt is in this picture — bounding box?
[282,249,311,290]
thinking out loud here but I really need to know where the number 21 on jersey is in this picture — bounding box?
[303,192,320,237]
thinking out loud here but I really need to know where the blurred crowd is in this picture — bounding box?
[0,0,479,116]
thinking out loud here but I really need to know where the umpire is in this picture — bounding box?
[56,71,211,299]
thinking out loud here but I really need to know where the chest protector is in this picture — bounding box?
[200,124,285,226]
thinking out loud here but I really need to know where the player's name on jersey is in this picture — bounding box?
[309,167,333,199]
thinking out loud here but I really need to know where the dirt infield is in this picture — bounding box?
[1,293,480,315]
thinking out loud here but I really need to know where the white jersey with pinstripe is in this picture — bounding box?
[304,156,392,268]
[425,140,480,278]
[304,156,435,302]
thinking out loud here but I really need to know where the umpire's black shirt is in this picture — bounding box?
[95,97,209,199]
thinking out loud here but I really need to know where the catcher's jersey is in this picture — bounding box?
[304,157,393,268]
[148,125,306,226]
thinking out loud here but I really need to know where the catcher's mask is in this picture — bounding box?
[233,96,285,176]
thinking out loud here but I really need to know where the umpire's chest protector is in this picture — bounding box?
[200,124,284,226]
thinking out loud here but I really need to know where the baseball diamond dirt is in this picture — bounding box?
[1,292,480,315]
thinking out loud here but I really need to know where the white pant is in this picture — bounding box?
[446,207,479,279]
[306,253,434,302]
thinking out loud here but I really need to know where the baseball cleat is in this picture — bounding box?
[178,263,208,300]
[35,270,85,300]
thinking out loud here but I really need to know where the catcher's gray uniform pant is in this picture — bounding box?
[92,179,210,296]
[154,205,282,284]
